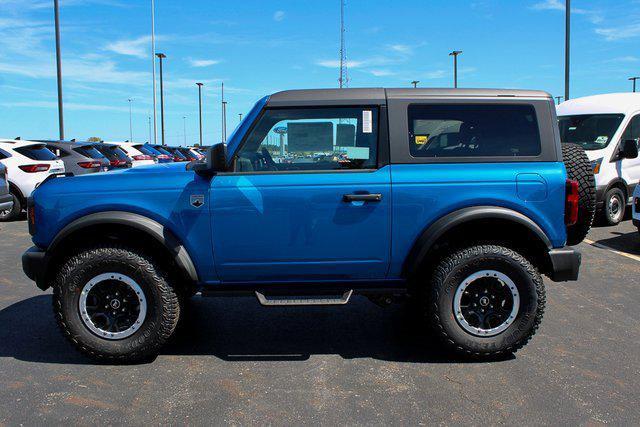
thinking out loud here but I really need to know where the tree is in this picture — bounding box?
[87,136,101,142]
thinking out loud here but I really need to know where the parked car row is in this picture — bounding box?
[0,138,206,221]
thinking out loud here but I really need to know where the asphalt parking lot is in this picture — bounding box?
[1,216,639,425]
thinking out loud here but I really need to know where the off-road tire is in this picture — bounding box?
[0,192,21,222]
[424,245,545,358]
[602,187,625,226]
[52,245,180,363]
[562,143,596,245]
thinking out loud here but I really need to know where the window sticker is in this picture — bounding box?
[415,135,429,145]
[362,110,373,133]
[595,136,609,144]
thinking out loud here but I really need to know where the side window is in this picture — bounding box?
[0,149,9,160]
[233,107,378,172]
[408,104,541,158]
[46,145,68,158]
[621,115,640,143]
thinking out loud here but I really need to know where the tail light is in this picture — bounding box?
[158,154,171,161]
[565,179,579,226]
[19,164,50,173]
[77,161,102,169]
[109,159,126,167]
[132,154,153,161]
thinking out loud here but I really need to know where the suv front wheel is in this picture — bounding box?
[424,245,545,358]
[53,245,180,362]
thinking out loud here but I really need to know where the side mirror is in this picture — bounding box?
[191,143,228,176]
[618,139,639,160]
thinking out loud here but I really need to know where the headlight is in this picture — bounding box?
[590,158,603,174]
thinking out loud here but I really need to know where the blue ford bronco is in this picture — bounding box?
[22,88,592,362]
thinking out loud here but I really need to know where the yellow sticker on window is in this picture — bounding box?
[415,135,429,145]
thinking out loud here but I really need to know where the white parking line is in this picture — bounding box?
[583,238,640,262]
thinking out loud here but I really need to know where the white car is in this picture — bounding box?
[558,93,640,225]
[105,141,156,167]
[633,185,640,235]
[0,139,66,221]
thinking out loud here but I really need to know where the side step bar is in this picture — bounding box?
[255,290,353,306]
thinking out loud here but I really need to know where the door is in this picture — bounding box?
[619,114,640,197]
[211,106,391,282]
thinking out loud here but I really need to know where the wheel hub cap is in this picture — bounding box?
[453,270,520,337]
[78,273,147,340]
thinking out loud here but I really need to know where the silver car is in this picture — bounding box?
[40,141,109,176]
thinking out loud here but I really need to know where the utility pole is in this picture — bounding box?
[565,0,571,101]
[53,0,65,140]
[183,116,187,146]
[196,82,203,146]
[156,53,166,145]
[411,80,419,88]
[150,0,158,144]
[449,50,462,88]
[239,113,243,122]
[555,96,564,105]
[221,82,226,143]
[147,115,151,143]
[128,98,133,142]
[338,0,348,88]
[630,77,640,93]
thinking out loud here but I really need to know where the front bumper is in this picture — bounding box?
[0,193,13,212]
[548,247,581,282]
[22,246,50,290]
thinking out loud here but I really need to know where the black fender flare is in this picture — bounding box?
[402,206,552,278]
[48,211,199,283]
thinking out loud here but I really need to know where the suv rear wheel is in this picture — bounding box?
[53,245,180,362]
[0,192,21,222]
[424,245,545,357]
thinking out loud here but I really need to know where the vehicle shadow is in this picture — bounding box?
[0,294,514,365]
[593,230,640,256]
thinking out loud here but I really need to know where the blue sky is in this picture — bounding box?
[1,0,639,145]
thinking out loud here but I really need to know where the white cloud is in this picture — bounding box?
[596,23,640,41]
[531,1,603,24]
[605,56,640,63]
[188,58,220,68]
[369,69,395,77]
[105,35,153,59]
[423,70,446,79]
[531,0,564,11]
[316,59,364,68]
[273,11,285,21]
[387,44,412,54]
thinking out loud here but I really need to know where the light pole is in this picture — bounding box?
[196,83,203,146]
[630,77,640,93]
[127,98,133,142]
[239,113,243,123]
[150,0,157,144]
[156,53,166,145]
[565,0,570,101]
[147,115,151,143]
[183,116,186,146]
[222,101,228,143]
[53,0,64,140]
[555,96,564,105]
[221,82,226,143]
[411,80,419,88]
[449,50,462,88]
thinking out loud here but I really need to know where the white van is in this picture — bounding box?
[557,93,640,225]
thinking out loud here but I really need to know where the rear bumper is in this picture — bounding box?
[0,192,13,212]
[548,247,581,282]
[22,246,50,290]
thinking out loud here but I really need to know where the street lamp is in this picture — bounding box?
[156,53,166,145]
[182,116,186,146]
[411,80,419,88]
[449,50,462,88]
[196,83,204,147]
[150,0,157,144]
[53,0,64,140]
[630,77,640,93]
[222,101,228,143]
[239,113,243,123]
[565,0,571,101]
[555,96,564,105]
[127,98,133,142]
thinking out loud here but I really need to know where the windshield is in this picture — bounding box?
[558,114,624,150]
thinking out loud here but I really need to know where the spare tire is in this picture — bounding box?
[562,143,596,245]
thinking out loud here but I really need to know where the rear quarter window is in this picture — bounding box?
[14,145,58,161]
[73,146,106,159]
[408,104,541,158]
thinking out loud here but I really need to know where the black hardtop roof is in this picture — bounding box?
[267,88,552,106]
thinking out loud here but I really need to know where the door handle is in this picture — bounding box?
[342,193,382,202]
